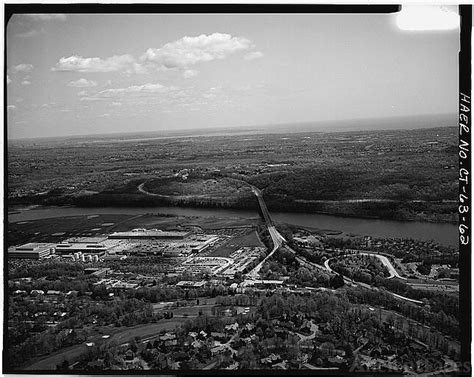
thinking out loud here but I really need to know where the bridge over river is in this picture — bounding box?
[246,187,286,278]
[245,186,424,306]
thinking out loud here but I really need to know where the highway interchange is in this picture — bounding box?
[246,185,423,305]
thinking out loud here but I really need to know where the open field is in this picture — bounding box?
[7,214,136,247]
[143,177,253,200]
[207,230,264,257]
[169,305,215,318]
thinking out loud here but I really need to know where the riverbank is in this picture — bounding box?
[7,205,458,247]
[9,192,458,224]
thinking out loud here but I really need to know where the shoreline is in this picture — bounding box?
[8,203,457,226]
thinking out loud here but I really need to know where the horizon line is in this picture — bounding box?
[8,112,457,142]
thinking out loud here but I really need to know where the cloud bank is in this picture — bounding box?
[53,33,260,74]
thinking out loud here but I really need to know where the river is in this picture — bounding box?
[8,205,457,247]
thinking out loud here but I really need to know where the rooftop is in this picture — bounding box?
[66,236,108,244]
[109,229,190,239]
[14,243,55,251]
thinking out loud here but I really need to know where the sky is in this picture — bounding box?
[6,9,460,139]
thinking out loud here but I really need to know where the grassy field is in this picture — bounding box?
[8,214,136,246]
[144,177,253,199]
[183,216,259,230]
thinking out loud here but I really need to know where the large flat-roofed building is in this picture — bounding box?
[108,228,191,240]
[55,242,108,255]
[8,243,55,259]
[66,236,108,244]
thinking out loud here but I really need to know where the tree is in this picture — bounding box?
[330,274,344,289]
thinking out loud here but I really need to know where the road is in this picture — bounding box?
[323,251,407,281]
[295,321,318,342]
[246,187,286,278]
[137,182,168,198]
[324,258,423,305]
[356,252,406,280]
[246,184,423,305]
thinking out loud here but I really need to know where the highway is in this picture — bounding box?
[137,182,168,198]
[246,184,423,305]
[324,258,423,305]
[247,187,286,278]
[358,252,405,280]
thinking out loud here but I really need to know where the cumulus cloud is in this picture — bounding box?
[53,54,136,73]
[25,14,67,21]
[244,51,264,60]
[68,78,98,88]
[183,69,199,79]
[141,33,253,69]
[7,75,12,85]
[21,80,31,86]
[12,64,34,73]
[52,32,259,74]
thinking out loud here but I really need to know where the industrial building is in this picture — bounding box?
[108,228,191,239]
[66,236,108,244]
[55,242,108,255]
[190,236,219,253]
[176,280,207,288]
[8,243,55,260]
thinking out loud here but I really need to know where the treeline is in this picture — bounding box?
[9,261,85,279]
[68,193,456,223]
[71,191,258,210]
[261,199,457,223]
[371,277,459,319]
[345,287,459,341]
